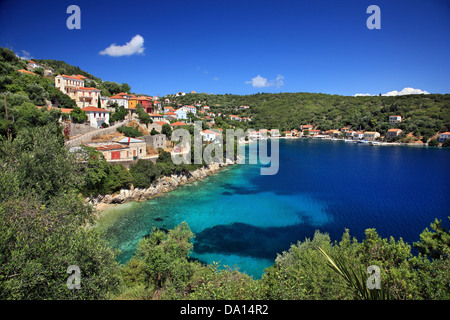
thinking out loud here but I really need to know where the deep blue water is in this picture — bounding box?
[97,139,450,278]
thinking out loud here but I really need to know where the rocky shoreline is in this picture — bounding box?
[86,160,234,210]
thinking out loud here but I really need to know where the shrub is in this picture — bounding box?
[129,160,160,188]
[117,125,143,138]
[428,139,439,147]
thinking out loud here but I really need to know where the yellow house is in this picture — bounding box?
[128,96,139,109]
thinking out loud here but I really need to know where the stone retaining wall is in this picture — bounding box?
[65,120,131,147]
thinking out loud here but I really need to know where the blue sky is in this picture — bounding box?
[1,0,449,96]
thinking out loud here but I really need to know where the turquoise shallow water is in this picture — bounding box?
[97,139,450,279]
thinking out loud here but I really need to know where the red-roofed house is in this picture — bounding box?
[308,129,321,136]
[170,121,187,127]
[438,132,450,142]
[300,124,314,131]
[165,112,178,120]
[201,129,222,142]
[116,92,134,99]
[55,74,85,94]
[108,94,129,109]
[137,96,153,113]
[27,60,44,70]
[89,137,146,161]
[164,106,174,113]
[386,128,403,139]
[81,106,110,128]
[229,115,241,121]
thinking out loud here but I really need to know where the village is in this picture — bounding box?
[20,60,450,165]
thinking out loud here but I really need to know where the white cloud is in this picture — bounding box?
[213,77,220,81]
[15,50,33,60]
[382,87,430,96]
[99,34,145,57]
[354,87,430,97]
[245,74,284,88]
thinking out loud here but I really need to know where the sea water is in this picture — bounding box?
[97,139,450,279]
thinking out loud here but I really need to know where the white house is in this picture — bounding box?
[389,115,402,124]
[149,113,164,122]
[201,129,222,142]
[108,94,129,109]
[184,105,197,115]
[174,108,187,120]
[270,129,281,137]
[27,60,44,70]
[438,132,450,142]
[82,106,110,128]
[353,131,364,140]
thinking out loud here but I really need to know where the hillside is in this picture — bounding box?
[169,92,450,141]
[1,45,449,143]
[32,59,100,82]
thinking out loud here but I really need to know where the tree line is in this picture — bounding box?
[170,92,450,143]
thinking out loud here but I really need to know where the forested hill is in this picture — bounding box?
[32,59,100,82]
[170,92,450,139]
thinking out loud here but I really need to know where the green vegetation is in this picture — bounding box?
[161,123,172,139]
[70,106,87,123]
[78,146,132,196]
[33,58,100,82]
[116,125,143,138]
[428,139,439,147]
[1,47,449,300]
[98,81,131,96]
[0,124,122,299]
[168,92,450,143]
[136,105,152,124]
[443,139,450,148]
[109,103,127,123]
[118,219,449,300]
[129,149,204,189]
[1,111,448,301]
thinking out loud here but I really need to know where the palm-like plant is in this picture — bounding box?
[316,246,390,300]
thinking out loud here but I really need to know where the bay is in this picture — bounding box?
[97,139,450,279]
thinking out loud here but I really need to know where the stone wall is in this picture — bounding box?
[65,119,131,147]
[69,123,97,137]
